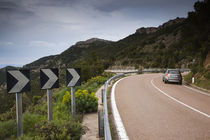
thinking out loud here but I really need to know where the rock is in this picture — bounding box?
[136,17,185,35]
[158,17,185,29]
[136,27,158,34]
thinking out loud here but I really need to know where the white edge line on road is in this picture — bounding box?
[183,85,210,96]
[151,78,210,118]
[111,77,130,140]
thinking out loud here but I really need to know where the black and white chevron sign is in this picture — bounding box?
[7,70,30,93]
[66,68,81,87]
[40,68,59,89]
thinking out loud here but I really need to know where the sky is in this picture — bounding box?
[0,0,198,68]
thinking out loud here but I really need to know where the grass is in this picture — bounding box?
[195,79,210,90]
[184,70,210,90]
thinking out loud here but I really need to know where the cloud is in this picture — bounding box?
[0,41,14,46]
[29,40,56,47]
[0,0,198,66]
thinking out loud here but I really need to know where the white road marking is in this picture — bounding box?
[111,77,130,140]
[183,85,210,96]
[151,78,210,118]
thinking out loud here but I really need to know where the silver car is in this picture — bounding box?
[163,69,182,85]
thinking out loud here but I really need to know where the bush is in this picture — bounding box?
[33,96,41,105]
[35,119,82,140]
[62,91,71,106]
[27,103,47,116]
[35,121,62,140]
[0,120,17,139]
[23,113,43,135]
[0,105,16,121]
[63,89,98,113]
[87,76,107,85]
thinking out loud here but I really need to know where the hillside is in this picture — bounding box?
[0,0,209,114]
[24,17,209,70]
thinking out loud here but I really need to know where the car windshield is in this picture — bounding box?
[168,70,180,74]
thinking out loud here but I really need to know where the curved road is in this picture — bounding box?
[115,73,210,140]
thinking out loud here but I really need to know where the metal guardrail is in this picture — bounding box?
[103,72,138,140]
[103,73,125,140]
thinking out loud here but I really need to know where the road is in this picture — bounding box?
[115,73,210,140]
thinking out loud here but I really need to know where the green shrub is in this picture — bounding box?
[62,89,98,113]
[35,121,62,140]
[54,87,70,102]
[33,96,41,105]
[23,113,43,135]
[27,103,47,116]
[35,119,82,140]
[87,76,107,85]
[62,91,71,106]
[0,106,16,121]
[0,120,17,139]
[53,102,71,121]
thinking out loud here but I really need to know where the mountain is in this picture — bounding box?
[24,38,113,69]
[0,0,209,113]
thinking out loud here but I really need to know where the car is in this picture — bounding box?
[163,69,182,85]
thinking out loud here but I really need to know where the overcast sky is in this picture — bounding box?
[0,0,197,68]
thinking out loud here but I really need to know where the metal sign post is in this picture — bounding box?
[16,93,23,137]
[40,68,59,121]
[66,68,81,119]
[6,69,30,138]
[71,87,76,118]
[47,89,53,121]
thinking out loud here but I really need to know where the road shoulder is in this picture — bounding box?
[80,86,104,140]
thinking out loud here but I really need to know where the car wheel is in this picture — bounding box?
[179,81,182,85]
[164,79,167,84]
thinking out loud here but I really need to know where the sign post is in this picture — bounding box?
[7,69,30,137]
[40,68,59,121]
[16,93,23,137]
[66,68,81,119]
[71,87,76,118]
[47,89,53,121]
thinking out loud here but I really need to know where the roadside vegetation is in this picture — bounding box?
[183,0,210,90]
[0,73,113,139]
[184,67,210,90]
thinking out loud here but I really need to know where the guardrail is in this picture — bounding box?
[103,73,124,140]
[105,68,190,74]
[103,71,138,140]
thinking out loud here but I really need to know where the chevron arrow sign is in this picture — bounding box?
[66,68,81,87]
[7,70,30,93]
[40,68,59,89]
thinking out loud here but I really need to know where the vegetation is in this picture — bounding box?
[63,89,98,113]
[183,0,210,89]
[184,68,210,90]
[0,74,112,139]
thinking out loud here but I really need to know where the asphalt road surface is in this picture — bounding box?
[115,73,210,140]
